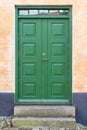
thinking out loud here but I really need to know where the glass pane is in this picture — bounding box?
[29,10,38,15]
[19,9,69,16]
[19,10,28,15]
[39,10,48,15]
[49,10,58,15]
[58,10,69,15]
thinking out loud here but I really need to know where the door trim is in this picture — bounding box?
[15,5,72,104]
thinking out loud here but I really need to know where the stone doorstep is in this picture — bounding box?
[14,106,75,117]
[12,117,76,129]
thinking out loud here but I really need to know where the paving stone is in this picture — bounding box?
[40,127,50,130]
[59,128,65,130]
[50,128,58,130]
[32,128,40,130]
[10,128,19,130]
[76,123,87,130]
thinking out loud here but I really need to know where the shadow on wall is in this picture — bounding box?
[0,93,87,125]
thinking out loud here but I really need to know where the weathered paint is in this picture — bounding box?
[0,0,87,92]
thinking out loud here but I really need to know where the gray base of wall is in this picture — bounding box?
[0,93,87,125]
[0,93,14,116]
[73,93,87,125]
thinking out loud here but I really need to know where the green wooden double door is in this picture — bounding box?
[18,18,71,103]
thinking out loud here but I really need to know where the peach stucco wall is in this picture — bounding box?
[0,0,87,92]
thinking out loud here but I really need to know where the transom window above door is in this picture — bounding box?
[19,9,69,16]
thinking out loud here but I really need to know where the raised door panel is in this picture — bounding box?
[47,19,69,101]
[18,19,42,101]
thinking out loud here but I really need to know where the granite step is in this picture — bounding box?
[12,117,76,129]
[14,106,75,117]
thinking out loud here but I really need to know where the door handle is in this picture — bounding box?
[42,59,48,61]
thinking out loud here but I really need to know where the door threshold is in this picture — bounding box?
[15,103,72,106]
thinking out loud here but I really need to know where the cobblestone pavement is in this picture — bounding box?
[76,123,87,130]
[0,117,11,130]
[1,126,87,130]
[0,126,87,130]
[0,117,87,130]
